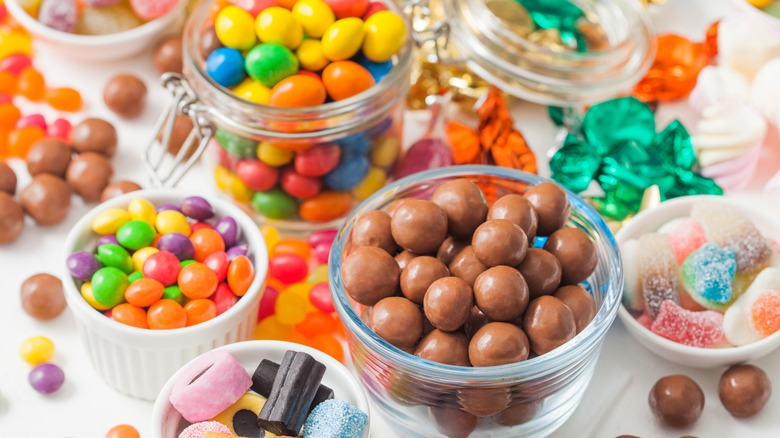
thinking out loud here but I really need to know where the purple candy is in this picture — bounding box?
[96,235,119,247]
[393,138,453,180]
[308,228,337,248]
[181,196,215,221]
[38,0,77,33]
[226,244,249,261]
[29,363,65,394]
[67,251,103,282]
[214,216,241,248]
[157,203,182,213]
[157,233,195,261]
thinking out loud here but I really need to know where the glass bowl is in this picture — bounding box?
[329,165,622,437]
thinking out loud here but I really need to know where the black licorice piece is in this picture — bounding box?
[252,359,335,413]
[257,351,327,436]
[233,409,265,438]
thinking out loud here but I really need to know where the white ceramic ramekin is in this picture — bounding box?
[62,189,268,400]
[151,340,370,438]
[5,0,186,61]
[616,195,780,368]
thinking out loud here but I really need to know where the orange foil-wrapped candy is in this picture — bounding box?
[634,34,711,102]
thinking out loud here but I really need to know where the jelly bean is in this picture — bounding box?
[269,253,308,284]
[258,285,279,321]
[213,282,238,315]
[287,282,316,311]
[252,189,297,219]
[324,0,369,19]
[215,166,255,203]
[106,424,141,438]
[204,251,231,282]
[261,224,280,252]
[292,143,341,178]
[269,75,327,107]
[29,363,65,395]
[214,216,242,248]
[162,284,185,304]
[17,67,45,101]
[0,54,32,75]
[91,267,129,308]
[227,244,250,261]
[181,196,215,221]
[254,315,293,340]
[191,228,226,262]
[370,135,401,167]
[147,299,187,330]
[184,299,217,326]
[156,210,191,235]
[352,166,386,200]
[255,6,303,50]
[235,160,278,193]
[143,251,181,286]
[96,244,134,274]
[128,271,144,283]
[178,262,219,299]
[19,336,55,366]
[296,311,337,338]
[215,5,257,50]
[311,332,344,362]
[92,207,130,235]
[274,238,312,260]
[232,78,271,104]
[112,303,149,329]
[16,114,46,131]
[308,228,337,248]
[0,103,21,131]
[117,220,156,250]
[7,126,45,158]
[283,330,310,345]
[362,11,407,63]
[324,154,370,190]
[321,18,365,61]
[45,88,82,112]
[47,118,71,142]
[228,255,255,296]
[131,247,159,272]
[322,60,375,100]
[0,32,31,61]
[156,233,195,261]
[292,0,335,38]
[245,43,299,87]
[295,39,329,72]
[299,191,353,222]
[128,0,178,20]
[307,264,329,284]
[257,141,294,166]
[232,0,274,16]
[68,251,103,282]
[275,289,307,324]
[309,282,335,313]
[280,167,322,198]
[362,1,386,19]
[266,277,286,294]
[206,47,247,88]
[314,242,331,264]
[0,71,16,94]
[124,277,164,307]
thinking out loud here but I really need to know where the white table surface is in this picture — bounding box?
[2,0,779,436]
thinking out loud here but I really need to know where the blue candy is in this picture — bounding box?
[359,56,393,83]
[206,48,246,88]
[681,242,737,304]
[338,134,370,156]
[324,155,370,191]
[303,399,367,438]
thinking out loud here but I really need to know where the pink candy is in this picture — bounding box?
[669,219,706,264]
[651,300,724,348]
[129,0,178,20]
[16,114,47,131]
[268,254,308,284]
[178,421,233,438]
[310,282,335,313]
[48,118,71,141]
[0,54,32,75]
[257,285,279,321]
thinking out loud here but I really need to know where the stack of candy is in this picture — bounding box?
[19,335,65,394]
[255,225,345,363]
[169,349,367,438]
[201,0,407,223]
[622,201,780,347]
[66,195,256,330]
[20,0,179,35]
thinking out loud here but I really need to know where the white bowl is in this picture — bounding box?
[5,0,186,61]
[616,195,780,368]
[151,340,370,438]
[62,189,268,400]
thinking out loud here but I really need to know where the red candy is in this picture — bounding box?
[143,251,181,286]
[309,282,335,313]
[651,300,724,348]
[257,286,280,321]
[307,228,337,248]
[236,160,280,191]
[47,118,71,142]
[213,283,239,316]
[294,143,341,177]
[280,167,322,199]
[325,0,369,18]
[0,54,31,75]
[191,222,214,233]
[362,1,386,19]
[204,251,231,282]
[269,254,308,284]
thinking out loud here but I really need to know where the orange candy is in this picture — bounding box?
[7,126,45,158]
[227,255,255,296]
[310,333,344,362]
[272,238,311,260]
[17,67,45,101]
[634,34,710,102]
[124,278,165,307]
[191,228,226,262]
[269,75,327,107]
[295,312,337,338]
[147,299,187,329]
[46,87,83,112]
[184,298,217,326]
[178,262,219,299]
[105,424,141,438]
[111,304,149,329]
[322,61,375,101]
[299,191,353,222]
[0,103,21,131]
[752,292,780,337]
[0,71,17,94]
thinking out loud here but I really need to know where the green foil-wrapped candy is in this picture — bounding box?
[550,135,599,192]
[583,97,656,155]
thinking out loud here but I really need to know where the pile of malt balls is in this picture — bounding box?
[341,179,598,367]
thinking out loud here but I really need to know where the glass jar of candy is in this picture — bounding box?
[151,0,412,231]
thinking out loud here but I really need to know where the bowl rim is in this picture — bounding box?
[329,165,624,382]
[5,0,186,46]
[615,194,780,358]
[62,188,268,341]
[149,340,371,437]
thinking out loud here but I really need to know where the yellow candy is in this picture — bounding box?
[211,393,269,436]
[233,78,271,104]
[215,5,257,50]
[127,198,157,227]
[352,167,387,201]
[155,210,191,235]
[255,7,303,50]
[0,32,32,60]
[132,247,159,272]
[81,282,111,311]
[292,0,335,38]
[307,264,328,284]
[295,39,329,72]
[363,11,407,62]
[321,18,365,61]
[254,315,293,340]
[748,0,773,7]
[19,336,55,366]
[260,224,280,252]
[214,166,253,203]
[287,282,318,313]
[92,207,131,235]
[370,136,401,167]
[257,142,294,166]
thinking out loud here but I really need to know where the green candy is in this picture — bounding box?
[653,120,696,171]
[583,97,656,155]
[128,271,144,283]
[518,0,583,46]
[116,220,156,251]
[96,244,133,274]
[214,129,258,159]
[245,43,299,88]
[180,260,196,268]
[251,189,297,220]
[91,267,128,308]
[163,285,185,305]
[550,134,600,193]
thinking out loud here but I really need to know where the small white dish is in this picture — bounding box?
[616,195,780,368]
[151,340,370,438]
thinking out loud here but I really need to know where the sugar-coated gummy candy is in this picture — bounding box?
[256,6,304,49]
[651,300,724,348]
[638,233,680,319]
[723,267,780,345]
[38,0,77,33]
[19,336,55,366]
[669,219,707,265]
[29,363,65,394]
[129,0,178,20]
[303,399,368,438]
[245,43,299,87]
[76,3,142,35]
[681,243,737,308]
[177,421,233,438]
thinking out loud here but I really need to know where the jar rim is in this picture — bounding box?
[329,165,624,384]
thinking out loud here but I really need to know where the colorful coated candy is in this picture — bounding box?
[19,336,55,366]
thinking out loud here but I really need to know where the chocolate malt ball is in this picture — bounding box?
[544,227,597,285]
[431,179,488,239]
[524,182,570,236]
[352,210,398,255]
[371,296,424,350]
[648,375,704,428]
[26,138,71,178]
[66,152,114,202]
[341,246,400,306]
[718,364,771,418]
[522,296,576,355]
[488,193,538,243]
[471,219,527,267]
[391,199,448,254]
[103,74,147,118]
[20,174,71,225]
[21,273,66,320]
